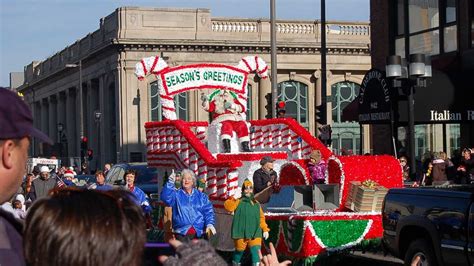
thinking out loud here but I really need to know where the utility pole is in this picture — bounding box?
[270,0,278,118]
[320,0,327,125]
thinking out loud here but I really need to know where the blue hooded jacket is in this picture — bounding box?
[160,180,215,237]
[130,186,151,214]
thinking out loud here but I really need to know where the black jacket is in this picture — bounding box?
[253,168,277,194]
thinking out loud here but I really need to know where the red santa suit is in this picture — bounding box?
[203,90,249,142]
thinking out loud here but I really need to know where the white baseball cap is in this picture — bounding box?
[40,166,50,173]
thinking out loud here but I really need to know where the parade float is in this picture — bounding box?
[136,55,403,264]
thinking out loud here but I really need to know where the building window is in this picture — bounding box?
[471,1,474,47]
[277,81,308,128]
[409,29,440,55]
[409,0,439,34]
[246,84,252,119]
[331,82,360,123]
[330,82,361,155]
[175,92,189,121]
[150,82,161,121]
[395,0,458,56]
[150,81,189,121]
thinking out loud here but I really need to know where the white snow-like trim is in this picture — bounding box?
[328,156,344,206]
[308,219,373,251]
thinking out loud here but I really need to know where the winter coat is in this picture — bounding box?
[432,159,448,183]
[0,209,25,266]
[129,186,151,214]
[160,180,215,237]
[30,177,57,201]
[253,168,277,195]
[224,196,269,239]
[308,161,327,184]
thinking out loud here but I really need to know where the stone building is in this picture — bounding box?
[19,7,371,169]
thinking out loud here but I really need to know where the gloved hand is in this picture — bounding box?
[168,170,176,183]
[233,187,242,199]
[224,101,233,109]
[206,225,216,238]
[263,231,269,240]
[200,93,208,102]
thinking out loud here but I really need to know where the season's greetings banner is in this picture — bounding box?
[159,64,248,95]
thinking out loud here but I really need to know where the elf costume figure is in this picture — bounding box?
[224,179,270,266]
[201,90,251,153]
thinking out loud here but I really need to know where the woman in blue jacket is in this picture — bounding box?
[160,169,216,242]
[125,170,151,214]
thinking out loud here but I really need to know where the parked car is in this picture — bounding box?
[105,163,159,195]
[382,185,474,266]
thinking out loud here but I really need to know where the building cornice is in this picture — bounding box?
[113,39,370,55]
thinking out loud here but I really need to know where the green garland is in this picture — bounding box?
[310,220,369,248]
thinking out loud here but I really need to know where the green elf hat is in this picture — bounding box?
[197,178,206,189]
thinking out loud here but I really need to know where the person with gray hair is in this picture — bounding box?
[160,169,216,242]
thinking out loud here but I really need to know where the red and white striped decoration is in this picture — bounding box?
[180,136,190,166]
[252,127,264,149]
[281,126,292,149]
[302,142,312,158]
[188,150,199,173]
[262,125,272,148]
[206,168,218,197]
[271,124,283,148]
[195,127,207,143]
[146,130,153,152]
[173,130,181,153]
[216,169,228,199]
[197,158,208,181]
[226,169,239,197]
[291,131,302,159]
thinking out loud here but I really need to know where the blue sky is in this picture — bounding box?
[0,0,369,87]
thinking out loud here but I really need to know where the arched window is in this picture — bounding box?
[150,81,188,121]
[277,81,308,128]
[331,82,361,155]
[246,84,252,119]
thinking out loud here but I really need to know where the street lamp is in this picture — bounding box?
[385,53,432,179]
[65,60,83,158]
[57,123,64,143]
[94,110,102,168]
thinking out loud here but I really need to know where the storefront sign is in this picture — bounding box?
[358,69,391,124]
[160,64,248,95]
[430,110,474,121]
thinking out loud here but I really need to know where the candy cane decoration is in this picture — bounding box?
[135,56,177,120]
[207,169,218,197]
[226,169,239,197]
[135,55,269,121]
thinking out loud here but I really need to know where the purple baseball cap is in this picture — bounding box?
[0,88,53,144]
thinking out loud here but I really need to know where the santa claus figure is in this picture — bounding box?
[201,90,251,153]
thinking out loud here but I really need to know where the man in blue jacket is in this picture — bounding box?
[160,169,216,242]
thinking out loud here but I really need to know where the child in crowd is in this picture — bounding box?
[308,149,327,184]
[12,199,26,220]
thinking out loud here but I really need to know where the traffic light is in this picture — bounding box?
[318,125,332,146]
[316,104,327,125]
[80,136,88,158]
[276,101,286,118]
[264,93,273,119]
[87,149,93,161]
